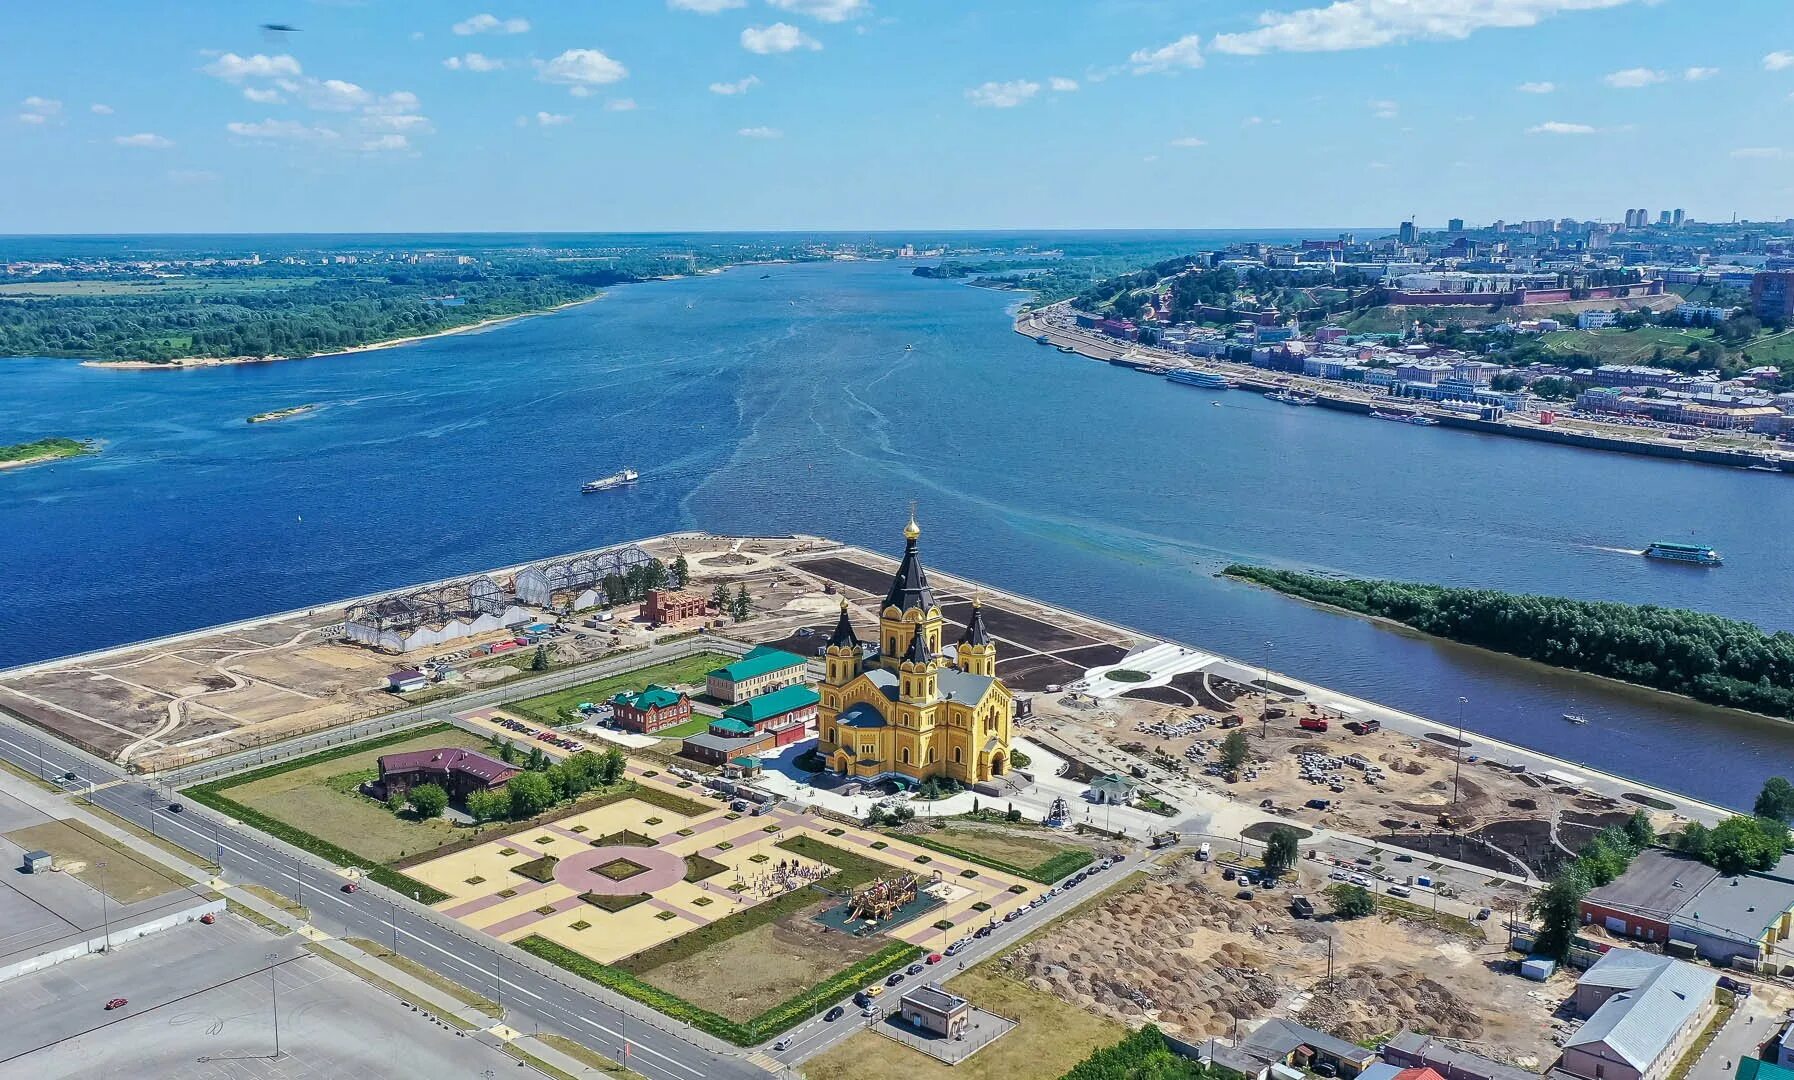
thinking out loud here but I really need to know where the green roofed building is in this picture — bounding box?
[705,645,808,704]
[609,684,692,735]
[683,677,818,769]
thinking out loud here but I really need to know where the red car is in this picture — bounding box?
[104,998,127,1011]
[199,913,216,925]
[342,882,359,893]
[925,953,943,965]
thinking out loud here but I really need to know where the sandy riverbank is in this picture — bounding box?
[78,294,606,372]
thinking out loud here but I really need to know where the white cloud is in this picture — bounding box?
[1129,34,1203,73]
[535,111,572,126]
[20,96,63,121]
[1731,147,1791,160]
[538,48,629,87]
[1517,81,1556,93]
[360,134,411,152]
[282,77,371,111]
[766,0,868,21]
[605,97,639,111]
[203,52,302,81]
[965,80,1041,108]
[1169,136,1207,147]
[243,87,285,104]
[669,0,746,10]
[709,75,761,95]
[90,103,113,115]
[1604,67,1664,88]
[741,23,821,54]
[1527,120,1597,135]
[1049,76,1080,92]
[1764,51,1794,71]
[1212,0,1640,56]
[444,52,506,72]
[226,118,339,141]
[1370,98,1398,118]
[738,125,783,138]
[363,112,433,134]
[1683,66,1719,81]
[18,113,47,125]
[114,132,173,149]
[1243,115,1265,125]
[452,13,529,35]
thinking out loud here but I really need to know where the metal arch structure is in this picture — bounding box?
[345,574,511,633]
[512,545,654,607]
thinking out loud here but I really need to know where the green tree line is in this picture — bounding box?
[1225,565,1794,720]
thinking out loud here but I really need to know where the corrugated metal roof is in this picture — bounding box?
[709,649,806,683]
[1565,954,1716,1072]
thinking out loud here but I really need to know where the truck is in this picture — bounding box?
[1289,894,1315,919]
[1299,716,1329,732]
[1151,830,1181,850]
[1196,841,1211,861]
[1344,719,1381,735]
[1219,715,1244,729]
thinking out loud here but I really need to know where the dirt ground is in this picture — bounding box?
[632,902,889,1022]
[801,963,1127,1080]
[1032,681,1667,882]
[997,854,1561,1069]
[4,819,192,903]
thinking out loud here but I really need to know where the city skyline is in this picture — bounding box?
[5,0,1794,233]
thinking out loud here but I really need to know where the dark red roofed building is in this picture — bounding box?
[375,748,518,801]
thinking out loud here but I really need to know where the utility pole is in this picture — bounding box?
[267,952,282,1059]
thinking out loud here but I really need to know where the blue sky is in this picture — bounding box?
[4,0,1793,233]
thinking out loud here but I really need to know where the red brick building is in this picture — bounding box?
[374,748,517,801]
[642,589,709,625]
[609,685,692,734]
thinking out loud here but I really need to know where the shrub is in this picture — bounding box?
[971,901,991,912]
[581,892,649,913]
[683,854,729,883]
[512,856,559,883]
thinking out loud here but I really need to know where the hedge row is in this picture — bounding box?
[516,935,920,1045]
[895,830,1095,884]
[628,784,716,818]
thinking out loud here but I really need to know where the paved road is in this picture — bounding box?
[0,716,763,1080]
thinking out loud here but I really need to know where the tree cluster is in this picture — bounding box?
[1058,1024,1210,1080]
[1227,566,1794,721]
[463,746,629,823]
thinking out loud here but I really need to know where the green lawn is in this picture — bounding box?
[648,714,716,739]
[1537,325,1710,363]
[506,652,734,728]
[897,825,1094,884]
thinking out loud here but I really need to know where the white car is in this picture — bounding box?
[1348,874,1372,888]
[1328,869,1347,881]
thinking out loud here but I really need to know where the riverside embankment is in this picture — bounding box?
[1016,307,1793,474]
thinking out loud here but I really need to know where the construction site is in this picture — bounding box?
[996,852,1564,1071]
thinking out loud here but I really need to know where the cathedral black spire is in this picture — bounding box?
[903,618,934,664]
[881,510,936,614]
[828,598,859,648]
[960,595,990,647]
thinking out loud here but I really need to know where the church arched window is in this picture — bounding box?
[953,747,962,764]
[901,747,910,764]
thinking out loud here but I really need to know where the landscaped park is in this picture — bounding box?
[181,653,1104,1047]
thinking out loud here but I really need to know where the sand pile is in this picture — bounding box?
[1302,964,1484,1042]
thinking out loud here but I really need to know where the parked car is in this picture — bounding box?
[926,953,943,965]
[885,972,905,987]
[907,963,924,975]
[1476,907,1492,921]
[824,1005,845,1022]
[774,1037,793,1052]
[167,803,183,813]
[104,998,128,1011]
[342,882,359,893]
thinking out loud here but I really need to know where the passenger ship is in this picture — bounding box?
[1642,542,1722,567]
[1166,369,1232,390]
[582,469,639,493]
[1266,389,1317,406]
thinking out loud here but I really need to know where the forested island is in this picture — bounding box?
[1224,564,1794,720]
[0,437,94,470]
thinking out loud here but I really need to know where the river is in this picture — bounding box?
[4,256,1792,807]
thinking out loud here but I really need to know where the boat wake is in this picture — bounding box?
[1578,545,1646,557]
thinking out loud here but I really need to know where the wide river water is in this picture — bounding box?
[4,259,1792,807]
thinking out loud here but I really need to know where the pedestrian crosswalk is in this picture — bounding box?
[745,1051,782,1072]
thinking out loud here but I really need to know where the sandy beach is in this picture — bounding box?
[78,294,605,372]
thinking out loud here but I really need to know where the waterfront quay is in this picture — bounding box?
[0,530,1731,868]
[1016,305,1794,472]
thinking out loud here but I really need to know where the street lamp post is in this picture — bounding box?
[1450,696,1468,809]
[98,860,111,952]
[1260,642,1274,739]
[267,952,282,1059]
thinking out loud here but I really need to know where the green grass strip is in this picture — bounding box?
[893,831,1095,884]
